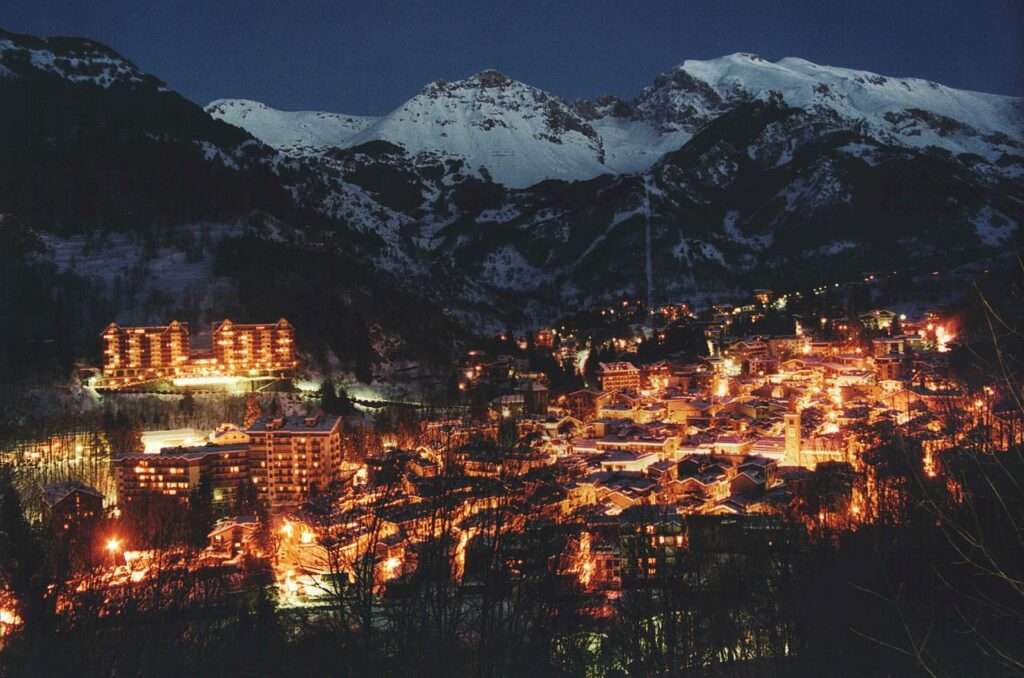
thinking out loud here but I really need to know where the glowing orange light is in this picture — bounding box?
[105,537,122,555]
[383,556,402,580]
[716,378,728,398]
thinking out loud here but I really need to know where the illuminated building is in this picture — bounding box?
[515,381,550,414]
[753,289,773,306]
[618,505,687,586]
[100,321,190,387]
[98,318,297,389]
[598,362,640,392]
[784,412,802,467]
[534,328,555,349]
[246,415,344,511]
[212,319,296,373]
[114,443,250,510]
[874,355,903,381]
[640,362,671,391]
[563,388,607,422]
[858,309,897,331]
[207,516,261,558]
[872,336,906,358]
[599,450,661,473]
[42,482,103,533]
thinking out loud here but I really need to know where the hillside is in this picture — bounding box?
[1,27,1022,382]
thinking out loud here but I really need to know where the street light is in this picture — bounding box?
[105,537,123,566]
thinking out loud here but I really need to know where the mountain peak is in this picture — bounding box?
[467,69,512,87]
[345,68,607,188]
[425,69,521,94]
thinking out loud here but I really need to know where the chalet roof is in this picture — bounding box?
[42,481,102,507]
[600,449,660,463]
[207,515,259,538]
[647,460,675,474]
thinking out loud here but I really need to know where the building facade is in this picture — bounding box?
[212,319,296,373]
[598,362,641,392]
[99,318,297,389]
[101,321,191,386]
[42,482,104,533]
[246,415,344,510]
[114,443,250,510]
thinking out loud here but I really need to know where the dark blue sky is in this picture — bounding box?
[6,0,1023,114]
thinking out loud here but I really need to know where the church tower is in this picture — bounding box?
[784,411,802,467]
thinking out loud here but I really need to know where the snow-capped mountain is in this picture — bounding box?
[210,70,610,188]
[3,26,1023,373]
[631,53,1022,166]
[0,29,158,88]
[208,53,1023,189]
[343,70,609,188]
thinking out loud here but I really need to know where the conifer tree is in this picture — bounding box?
[244,393,262,427]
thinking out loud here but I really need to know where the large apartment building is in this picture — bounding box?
[246,415,344,510]
[115,443,250,509]
[212,319,296,372]
[115,414,344,513]
[101,321,191,385]
[99,319,297,389]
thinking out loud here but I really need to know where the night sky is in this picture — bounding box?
[5,0,1022,114]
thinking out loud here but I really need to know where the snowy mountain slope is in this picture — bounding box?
[344,70,610,188]
[0,28,159,89]
[675,53,1019,135]
[425,99,1023,316]
[638,53,1023,165]
[4,25,1023,353]
[589,117,692,174]
[206,99,376,155]
[208,54,1022,189]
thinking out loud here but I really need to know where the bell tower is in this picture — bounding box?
[784,411,802,467]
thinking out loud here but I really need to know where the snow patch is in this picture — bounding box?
[478,206,520,223]
[480,245,550,290]
[722,210,772,250]
[206,99,376,154]
[973,206,1018,246]
[809,240,857,256]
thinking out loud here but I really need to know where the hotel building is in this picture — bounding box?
[212,319,296,373]
[99,318,297,389]
[101,321,190,385]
